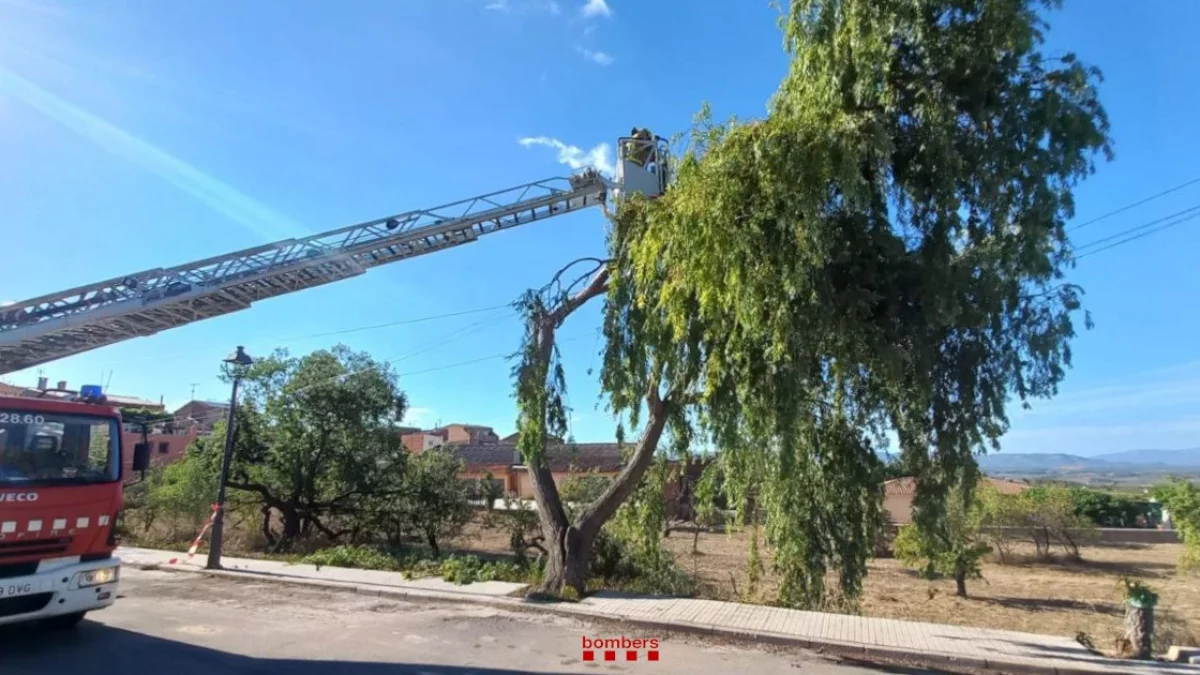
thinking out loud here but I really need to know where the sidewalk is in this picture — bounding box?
[117,546,1197,675]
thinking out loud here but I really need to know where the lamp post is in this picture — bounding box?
[206,345,253,570]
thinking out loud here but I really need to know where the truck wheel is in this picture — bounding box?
[44,612,87,630]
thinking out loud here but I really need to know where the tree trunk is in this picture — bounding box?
[426,530,440,557]
[1119,603,1154,659]
[954,567,967,597]
[532,391,670,597]
[260,506,276,548]
[518,263,676,598]
[281,505,301,544]
[539,523,591,596]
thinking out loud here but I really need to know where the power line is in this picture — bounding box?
[1074,204,1200,256]
[277,303,511,341]
[1076,209,1200,260]
[80,302,513,369]
[164,333,597,429]
[1068,176,1200,232]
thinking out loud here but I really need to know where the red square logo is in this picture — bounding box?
[626,650,638,661]
[648,650,660,661]
[604,650,616,661]
[582,650,594,661]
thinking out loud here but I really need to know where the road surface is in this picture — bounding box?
[0,567,928,674]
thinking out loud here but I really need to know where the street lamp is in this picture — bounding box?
[206,345,254,570]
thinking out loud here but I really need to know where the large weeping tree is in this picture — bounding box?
[514,0,1110,602]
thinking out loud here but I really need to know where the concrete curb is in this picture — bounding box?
[133,561,1180,675]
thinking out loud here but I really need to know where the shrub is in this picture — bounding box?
[299,545,403,571]
[895,485,991,597]
[1153,478,1200,571]
[298,546,534,585]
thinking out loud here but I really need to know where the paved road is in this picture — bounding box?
[0,567,925,674]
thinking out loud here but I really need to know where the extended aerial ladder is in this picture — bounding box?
[0,133,670,375]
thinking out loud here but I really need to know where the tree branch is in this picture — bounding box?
[577,379,671,536]
[550,267,610,326]
[226,479,285,510]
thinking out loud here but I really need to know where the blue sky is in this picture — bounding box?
[1,0,1197,456]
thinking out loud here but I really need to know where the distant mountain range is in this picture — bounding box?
[979,448,1200,477]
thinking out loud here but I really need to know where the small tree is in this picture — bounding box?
[895,485,991,597]
[479,471,505,511]
[400,449,472,556]
[691,460,724,554]
[1020,486,1096,560]
[144,450,221,539]
[977,485,1026,564]
[1153,478,1200,571]
[559,471,615,515]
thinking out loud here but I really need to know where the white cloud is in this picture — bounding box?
[581,0,611,18]
[577,47,614,66]
[485,0,560,13]
[404,406,435,426]
[518,136,614,176]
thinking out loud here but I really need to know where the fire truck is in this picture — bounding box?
[0,387,149,628]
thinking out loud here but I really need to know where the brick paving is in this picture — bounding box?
[118,546,1198,674]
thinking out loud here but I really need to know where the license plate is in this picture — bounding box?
[0,581,44,598]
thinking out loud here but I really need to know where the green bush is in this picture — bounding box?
[299,545,403,571]
[895,485,991,597]
[1153,478,1200,571]
[297,546,533,585]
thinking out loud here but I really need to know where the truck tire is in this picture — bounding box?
[44,611,87,630]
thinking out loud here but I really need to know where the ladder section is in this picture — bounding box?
[0,171,609,375]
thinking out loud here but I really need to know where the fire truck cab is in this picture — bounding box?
[0,389,147,628]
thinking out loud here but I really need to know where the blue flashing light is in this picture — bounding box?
[80,384,104,400]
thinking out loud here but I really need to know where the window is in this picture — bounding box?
[0,410,119,485]
[158,442,170,454]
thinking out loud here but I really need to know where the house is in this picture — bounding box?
[436,441,627,499]
[172,400,231,435]
[402,423,502,453]
[882,476,1030,524]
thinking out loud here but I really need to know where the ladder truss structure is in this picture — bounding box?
[0,170,610,375]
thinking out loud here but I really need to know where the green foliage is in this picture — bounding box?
[479,471,505,511]
[297,546,533,585]
[598,0,1109,609]
[895,485,991,594]
[560,472,614,510]
[1071,486,1146,528]
[482,497,544,564]
[692,460,724,520]
[300,544,403,571]
[977,484,1096,561]
[147,452,219,525]
[1120,577,1159,608]
[600,459,696,596]
[1019,485,1096,559]
[394,449,473,556]
[1153,478,1200,571]
[216,345,410,547]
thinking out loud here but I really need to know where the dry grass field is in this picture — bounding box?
[451,516,1199,652]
